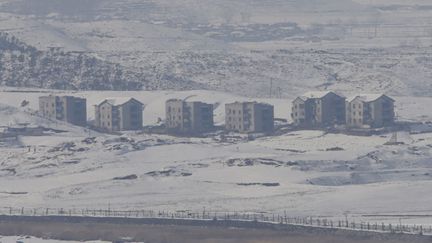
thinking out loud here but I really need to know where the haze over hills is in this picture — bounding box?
[0,0,432,96]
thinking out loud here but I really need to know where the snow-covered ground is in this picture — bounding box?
[0,0,432,228]
[0,236,107,243]
[0,89,432,226]
[1,0,432,97]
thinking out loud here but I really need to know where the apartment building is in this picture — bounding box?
[166,99,214,134]
[292,91,346,128]
[346,94,395,128]
[39,95,87,126]
[225,102,274,133]
[95,98,143,131]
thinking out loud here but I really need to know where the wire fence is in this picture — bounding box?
[0,207,430,236]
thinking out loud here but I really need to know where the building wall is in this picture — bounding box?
[62,96,87,126]
[292,93,345,128]
[95,100,143,132]
[370,97,395,128]
[292,98,306,126]
[189,102,214,133]
[346,98,366,128]
[39,96,87,126]
[225,102,247,132]
[253,103,274,133]
[166,100,187,131]
[39,96,57,120]
[119,100,143,131]
[346,96,395,128]
[320,93,345,126]
[95,102,114,131]
[166,100,214,134]
[225,102,274,133]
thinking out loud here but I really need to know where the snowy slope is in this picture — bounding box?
[0,89,432,226]
[1,1,432,97]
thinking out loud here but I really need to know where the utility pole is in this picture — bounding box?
[269,78,273,98]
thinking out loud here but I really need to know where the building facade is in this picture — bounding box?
[346,94,395,128]
[166,99,214,134]
[225,102,274,133]
[39,95,87,126]
[95,98,143,131]
[292,91,346,128]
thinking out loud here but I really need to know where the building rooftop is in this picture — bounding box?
[99,97,143,106]
[347,94,393,103]
[301,91,345,100]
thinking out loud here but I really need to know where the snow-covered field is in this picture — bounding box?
[0,236,106,243]
[0,89,432,226]
[0,0,432,230]
[2,0,432,97]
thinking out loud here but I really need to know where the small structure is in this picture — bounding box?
[292,91,346,128]
[39,95,87,126]
[165,99,214,134]
[346,94,395,128]
[94,98,143,132]
[225,102,274,133]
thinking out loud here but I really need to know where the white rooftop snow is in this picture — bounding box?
[347,94,390,103]
[98,97,141,106]
[301,91,344,99]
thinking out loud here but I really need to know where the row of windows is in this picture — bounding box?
[227,117,246,122]
[227,109,244,115]
[352,104,363,109]
[227,124,244,130]
[169,115,183,121]
[167,107,182,113]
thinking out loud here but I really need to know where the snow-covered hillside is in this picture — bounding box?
[1,89,432,226]
[0,0,432,228]
[0,0,432,96]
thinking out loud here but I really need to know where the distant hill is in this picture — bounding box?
[0,32,206,91]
